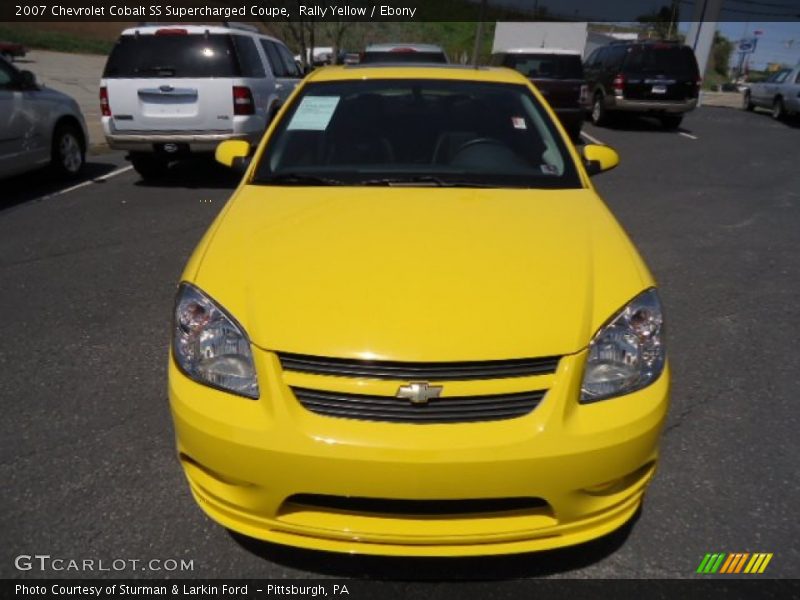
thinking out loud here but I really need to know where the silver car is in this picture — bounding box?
[743,65,800,120]
[0,57,88,180]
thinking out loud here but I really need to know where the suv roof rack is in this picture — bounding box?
[134,21,261,34]
[608,39,680,45]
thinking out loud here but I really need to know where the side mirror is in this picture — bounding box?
[215,140,251,173]
[18,70,38,90]
[582,144,619,176]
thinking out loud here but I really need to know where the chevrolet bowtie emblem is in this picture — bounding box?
[396,382,443,405]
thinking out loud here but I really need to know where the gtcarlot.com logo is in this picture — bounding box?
[14,554,194,572]
[696,552,773,574]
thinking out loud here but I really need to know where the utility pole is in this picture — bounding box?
[471,0,487,67]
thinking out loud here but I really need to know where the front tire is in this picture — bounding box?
[51,122,85,178]
[130,153,169,180]
[742,91,754,111]
[772,97,785,121]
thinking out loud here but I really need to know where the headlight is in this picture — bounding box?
[580,289,665,403]
[172,283,259,399]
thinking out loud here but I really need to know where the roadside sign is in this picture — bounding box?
[738,38,758,54]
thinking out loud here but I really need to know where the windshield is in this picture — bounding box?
[501,54,583,80]
[253,79,581,189]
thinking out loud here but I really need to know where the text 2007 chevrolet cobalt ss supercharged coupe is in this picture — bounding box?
[168,65,669,556]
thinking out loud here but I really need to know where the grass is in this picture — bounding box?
[0,26,114,55]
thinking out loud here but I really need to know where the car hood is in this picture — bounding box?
[191,185,652,361]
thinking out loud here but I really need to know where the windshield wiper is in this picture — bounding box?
[358,176,495,188]
[254,173,346,186]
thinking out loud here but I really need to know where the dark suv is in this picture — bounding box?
[492,49,585,140]
[583,41,700,129]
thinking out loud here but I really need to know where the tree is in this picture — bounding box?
[711,31,733,77]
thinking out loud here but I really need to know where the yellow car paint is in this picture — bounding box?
[169,65,670,556]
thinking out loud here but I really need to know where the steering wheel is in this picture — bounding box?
[454,137,508,155]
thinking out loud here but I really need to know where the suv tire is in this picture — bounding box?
[591,93,610,126]
[51,122,85,178]
[130,153,169,180]
[660,115,683,130]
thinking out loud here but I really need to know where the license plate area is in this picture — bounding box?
[651,84,667,94]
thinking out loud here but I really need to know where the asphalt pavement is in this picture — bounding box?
[1,107,798,582]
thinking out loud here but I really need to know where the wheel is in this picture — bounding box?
[660,114,683,130]
[51,122,85,178]
[591,94,609,126]
[772,97,785,121]
[130,153,169,180]
[742,91,754,111]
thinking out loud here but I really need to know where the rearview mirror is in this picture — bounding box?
[582,144,619,176]
[215,140,251,172]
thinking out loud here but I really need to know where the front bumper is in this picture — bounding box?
[169,348,669,556]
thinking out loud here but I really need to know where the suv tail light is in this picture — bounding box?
[99,86,111,117]
[612,74,625,91]
[233,86,255,116]
[579,84,589,104]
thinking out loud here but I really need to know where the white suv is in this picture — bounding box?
[100,24,301,179]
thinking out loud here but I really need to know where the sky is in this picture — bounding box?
[714,21,800,68]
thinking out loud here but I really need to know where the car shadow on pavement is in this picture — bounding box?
[132,158,241,190]
[0,160,122,213]
[228,508,640,580]
[596,115,694,134]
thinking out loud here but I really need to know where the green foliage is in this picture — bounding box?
[711,31,733,77]
[0,26,113,55]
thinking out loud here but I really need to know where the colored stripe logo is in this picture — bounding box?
[696,553,773,574]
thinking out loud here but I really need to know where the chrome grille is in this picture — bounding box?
[291,387,546,423]
[278,352,560,380]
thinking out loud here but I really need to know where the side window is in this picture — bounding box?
[795,70,800,84]
[277,44,301,78]
[774,70,789,84]
[232,36,265,78]
[606,46,626,70]
[585,50,598,68]
[260,40,287,77]
[595,48,608,69]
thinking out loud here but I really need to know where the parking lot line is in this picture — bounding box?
[38,165,134,201]
[679,132,699,140]
[580,130,607,146]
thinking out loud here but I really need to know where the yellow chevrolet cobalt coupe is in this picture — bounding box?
[169,65,669,556]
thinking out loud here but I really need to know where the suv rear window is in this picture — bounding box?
[622,45,699,79]
[500,54,583,79]
[361,51,448,64]
[103,34,240,78]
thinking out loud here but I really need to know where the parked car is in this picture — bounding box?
[742,65,800,120]
[583,40,700,129]
[100,23,301,180]
[491,48,586,140]
[361,43,449,64]
[169,64,669,556]
[0,40,27,62]
[0,56,87,180]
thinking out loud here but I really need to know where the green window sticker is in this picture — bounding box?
[287,96,341,131]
